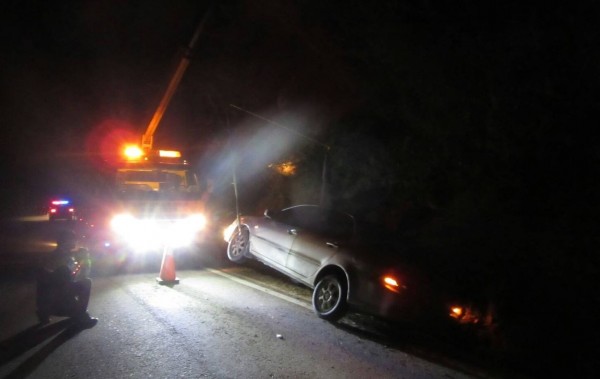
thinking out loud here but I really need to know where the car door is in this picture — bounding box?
[286,208,355,278]
[249,207,299,268]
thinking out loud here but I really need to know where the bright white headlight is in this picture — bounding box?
[110,213,135,232]
[109,213,207,251]
[165,214,207,246]
[223,222,238,242]
[184,214,207,231]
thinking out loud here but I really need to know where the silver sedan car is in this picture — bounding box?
[223,204,485,326]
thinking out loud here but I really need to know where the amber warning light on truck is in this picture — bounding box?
[123,145,182,161]
[159,150,181,158]
[123,145,144,160]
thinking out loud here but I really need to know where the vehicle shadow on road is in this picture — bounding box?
[0,319,85,378]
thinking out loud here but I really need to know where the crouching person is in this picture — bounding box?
[36,230,97,328]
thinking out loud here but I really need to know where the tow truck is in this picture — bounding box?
[85,12,212,271]
[104,148,209,252]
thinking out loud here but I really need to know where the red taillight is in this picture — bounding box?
[382,275,402,293]
[450,306,464,318]
[449,305,480,324]
[69,208,74,213]
[50,209,57,214]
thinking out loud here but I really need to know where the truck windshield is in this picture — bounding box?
[116,167,200,195]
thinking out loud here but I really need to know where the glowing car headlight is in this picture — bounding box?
[223,222,238,242]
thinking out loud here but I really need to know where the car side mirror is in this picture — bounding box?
[264,209,272,219]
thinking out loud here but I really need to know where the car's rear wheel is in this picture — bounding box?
[312,274,348,321]
[227,227,250,263]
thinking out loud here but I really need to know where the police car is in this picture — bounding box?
[48,199,77,222]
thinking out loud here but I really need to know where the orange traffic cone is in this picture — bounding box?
[157,245,179,285]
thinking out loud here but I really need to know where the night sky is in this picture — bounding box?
[1,0,368,204]
[1,1,597,216]
[0,1,362,149]
[0,0,597,216]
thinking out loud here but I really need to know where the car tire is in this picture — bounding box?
[227,227,250,263]
[312,274,348,321]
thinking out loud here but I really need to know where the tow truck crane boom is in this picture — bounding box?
[118,8,212,192]
[141,10,210,153]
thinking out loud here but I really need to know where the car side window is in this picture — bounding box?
[273,206,318,229]
[296,208,354,241]
[273,206,354,241]
[272,208,295,225]
[292,207,321,232]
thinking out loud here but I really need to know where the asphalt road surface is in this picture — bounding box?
[0,218,508,379]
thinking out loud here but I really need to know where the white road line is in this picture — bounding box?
[207,268,312,310]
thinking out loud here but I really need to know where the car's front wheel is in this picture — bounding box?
[312,274,348,321]
[227,227,250,263]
